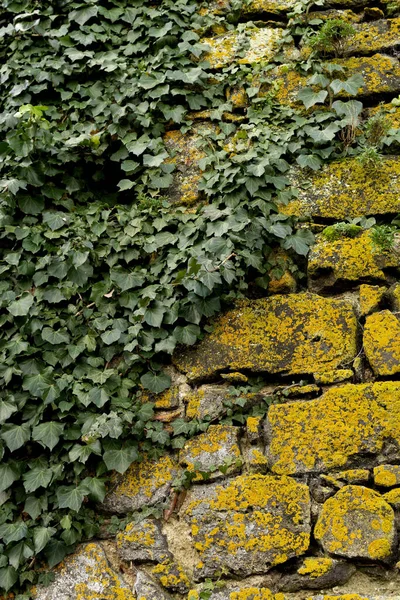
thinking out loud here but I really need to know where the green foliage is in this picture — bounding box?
[356,146,383,169]
[371,225,399,253]
[308,19,356,57]
[321,223,363,242]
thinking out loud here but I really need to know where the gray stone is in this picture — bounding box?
[116,518,171,563]
[178,425,242,481]
[279,557,355,592]
[134,570,172,600]
[181,473,311,579]
[33,543,134,600]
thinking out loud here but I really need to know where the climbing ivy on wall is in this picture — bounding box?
[1,0,398,595]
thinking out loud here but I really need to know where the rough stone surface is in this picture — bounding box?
[174,294,357,382]
[279,557,355,592]
[374,464,400,487]
[188,587,284,600]
[308,231,398,292]
[102,454,179,514]
[360,285,386,316]
[347,17,400,55]
[116,518,171,562]
[266,382,400,475]
[178,425,241,480]
[313,369,353,385]
[283,156,400,220]
[181,474,311,579]
[134,570,172,600]
[33,543,134,600]
[151,559,191,593]
[315,485,396,560]
[364,311,400,376]
[387,282,400,311]
[185,385,232,421]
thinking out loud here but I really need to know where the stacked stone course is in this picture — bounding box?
[34,0,400,598]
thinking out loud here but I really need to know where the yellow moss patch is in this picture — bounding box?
[383,487,400,507]
[359,284,386,316]
[268,270,297,294]
[173,293,357,382]
[151,560,190,590]
[313,370,353,385]
[113,454,177,499]
[314,485,395,559]
[297,557,333,578]
[374,464,400,487]
[267,382,400,474]
[364,310,400,376]
[247,416,262,434]
[336,469,370,484]
[348,17,400,55]
[117,521,156,548]
[284,156,400,219]
[229,588,285,600]
[388,282,400,310]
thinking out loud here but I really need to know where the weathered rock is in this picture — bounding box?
[360,285,386,316]
[308,596,400,600]
[134,570,172,600]
[279,557,355,592]
[178,425,241,480]
[308,231,398,292]
[313,369,353,385]
[347,17,400,55]
[116,518,171,562]
[283,156,400,220]
[188,586,284,600]
[185,385,231,421]
[374,465,400,487]
[33,543,135,600]
[102,454,179,514]
[266,382,400,475]
[275,383,320,398]
[364,311,400,376]
[201,26,293,69]
[315,485,396,560]
[174,294,357,382]
[244,446,269,473]
[383,488,400,508]
[387,282,400,310]
[151,559,191,593]
[328,469,370,485]
[246,416,263,443]
[181,474,311,579]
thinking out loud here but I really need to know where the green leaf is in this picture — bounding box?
[23,467,53,493]
[103,447,139,474]
[69,6,98,25]
[18,196,44,215]
[297,88,328,110]
[296,154,322,170]
[24,496,44,520]
[144,302,165,327]
[140,370,171,394]
[143,152,168,167]
[56,486,86,512]
[173,324,200,345]
[42,328,70,345]
[0,521,27,544]
[0,400,17,424]
[43,212,68,231]
[32,422,64,450]
[0,464,19,492]
[110,268,144,291]
[0,567,18,592]
[81,477,107,502]
[45,540,68,568]
[101,329,121,345]
[33,527,56,553]
[1,424,30,452]
[117,179,134,191]
[8,294,34,317]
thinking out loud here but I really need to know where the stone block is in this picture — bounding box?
[360,284,386,316]
[116,518,171,562]
[315,485,396,561]
[283,156,400,219]
[266,382,400,475]
[134,570,172,600]
[151,559,191,594]
[185,385,231,421]
[178,425,241,480]
[308,230,398,292]
[364,311,400,376]
[174,294,357,382]
[102,454,179,514]
[181,474,310,579]
[347,17,400,55]
[279,557,355,592]
[374,464,400,487]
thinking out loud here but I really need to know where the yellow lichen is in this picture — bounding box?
[336,469,370,484]
[349,17,400,55]
[314,485,395,559]
[383,488,400,507]
[113,454,177,499]
[151,560,190,590]
[229,588,284,600]
[364,311,400,376]
[374,465,400,487]
[313,370,353,385]
[185,389,205,420]
[359,285,386,316]
[297,557,333,578]
[246,416,261,434]
[267,382,400,474]
[116,521,156,548]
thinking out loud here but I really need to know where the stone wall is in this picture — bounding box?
[34,1,400,599]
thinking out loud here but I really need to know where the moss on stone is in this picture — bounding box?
[364,310,400,376]
[174,293,357,382]
[313,370,353,385]
[283,156,400,219]
[297,557,333,578]
[347,17,400,56]
[374,464,400,487]
[359,285,386,316]
[383,487,400,507]
[266,381,400,474]
[314,485,395,560]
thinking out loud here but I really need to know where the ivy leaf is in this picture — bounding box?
[42,212,68,231]
[296,154,322,170]
[0,567,18,592]
[0,400,17,424]
[140,371,171,394]
[100,329,121,345]
[56,486,86,512]
[173,324,200,345]
[23,467,53,493]
[42,328,70,345]
[283,228,315,256]
[45,540,68,568]
[81,477,106,502]
[1,424,30,452]
[32,422,64,450]
[18,196,44,215]
[0,464,19,492]
[103,447,139,474]
[117,179,134,191]
[297,88,328,110]
[144,303,165,327]
[69,6,98,25]
[33,527,56,553]
[8,294,34,317]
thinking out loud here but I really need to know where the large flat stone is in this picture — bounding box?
[308,230,399,292]
[315,485,396,561]
[174,294,357,382]
[347,17,400,55]
[181,474,311,579]
[266,382,400,475]
[116,518,171,562]
[279,557,355,592]
[284,157,400,220]
[364,311,400,376]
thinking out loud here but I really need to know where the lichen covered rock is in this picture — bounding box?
[102,454,179,514]
[134,570,172,600]
[360,285,386,316]
[33,543,135,600]
[151,559,191,594]
[314,485,396,560]
[188,587,286,600]
[308,231,398,292]
[279,557,355,592]
[116,519,171,562]
[387,282,400,310]
[374,464,400,487]
[364,311,400,376]
[266,382,400,474]
[181,474,311,579]
[284,156,400,220]
[179,425,241,480]
[313,370,353,385]
[185,385,231,421]
[174,294,357,382]
[347,17,400,56]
